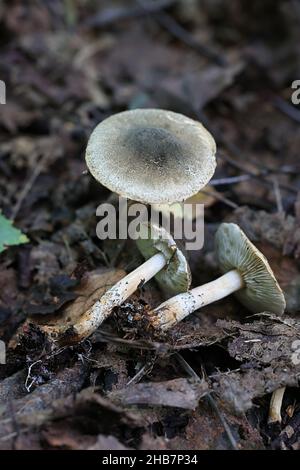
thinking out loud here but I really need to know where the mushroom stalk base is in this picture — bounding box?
[73,252,166,339]
[268,387,286,424]
[151,269,244,330]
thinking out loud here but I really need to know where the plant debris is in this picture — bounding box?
[111,378,209,410]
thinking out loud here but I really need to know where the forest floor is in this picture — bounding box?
[0,0,300,450]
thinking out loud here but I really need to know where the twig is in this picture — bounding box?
[136,0,226,66]
[0,432,18,442]
[175,353,239,450]
[197,109,299,196]
[6,399,19,450]
[25,360,42,393]
[10,153,49,221]
[205,392,239,450]
[94,330,170,353]
[273,96,300,124]
[126,357,156,386]
[210,175,252,186]
[94,329,227,352]
[218,151,298,195]
[24,346,70,394]
[272,177,284,216]
[84,0,175,28]
[277,164,300,174]
[200,188,239,209]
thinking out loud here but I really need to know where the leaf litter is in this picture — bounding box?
[0,0,300,450]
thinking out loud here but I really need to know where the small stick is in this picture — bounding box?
[137,0,226,65]
[11,153,49,221]
[126,357,156,386]
[84,0,175,28]
[175,353,238,450]
[272,176,284,216]
[273,96,300,124]
[200,188,239,209]
[210,175,251,186]
[197,108,299,196]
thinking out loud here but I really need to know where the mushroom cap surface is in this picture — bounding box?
[215,223,286,315]
[136,223,191,296]
[85,109,216,204]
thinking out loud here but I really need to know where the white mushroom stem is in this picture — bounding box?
[268,387,286,424]
[150,269,244,330]
[71,252,166,339]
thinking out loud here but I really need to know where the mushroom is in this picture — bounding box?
[40,224,191,344]
[85,108,216,204]
[136,223,191,296]
[268,387,286,424]
[147,223,286,330]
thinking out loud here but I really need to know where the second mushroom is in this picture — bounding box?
[145,223,286,331]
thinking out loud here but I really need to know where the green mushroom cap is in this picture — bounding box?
[136,223,191,296]
[215,223,286,315]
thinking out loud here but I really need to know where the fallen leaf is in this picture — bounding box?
[0,213,28,253]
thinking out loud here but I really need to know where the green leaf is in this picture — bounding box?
[0,213,29,253]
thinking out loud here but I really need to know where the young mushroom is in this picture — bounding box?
[39,224,191,344]
[268,387,286,424]
[85,108,216,204]
[147,223,286,330]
